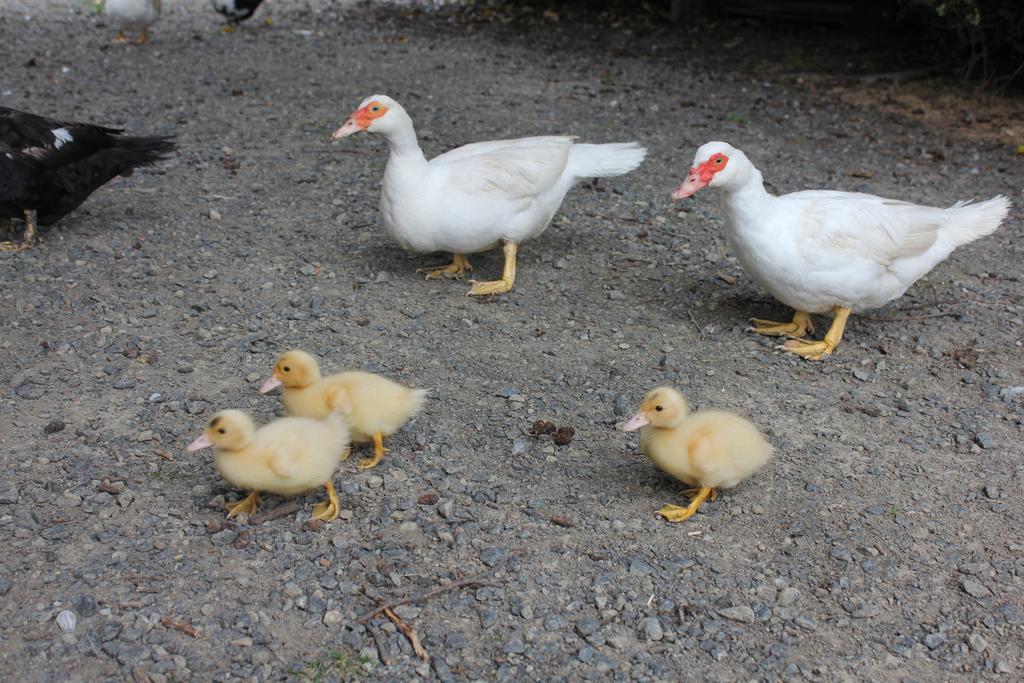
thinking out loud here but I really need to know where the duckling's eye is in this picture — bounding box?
[655,405,664,412]
[282,366,291,373]
[218,428,226,434]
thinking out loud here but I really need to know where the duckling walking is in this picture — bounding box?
[259,350,427,470]
[186,410,350,522]
[622,388,772,522]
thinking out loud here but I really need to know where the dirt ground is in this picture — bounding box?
[0,1,1021,681]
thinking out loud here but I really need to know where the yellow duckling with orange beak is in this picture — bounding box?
[186,409,350,522]
[259,350,427,470]
[622,387,772,522]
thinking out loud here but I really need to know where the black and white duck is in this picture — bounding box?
[0,107,174,251]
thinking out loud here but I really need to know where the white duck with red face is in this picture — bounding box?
[673,141,1010,360]
[333,94,646,296]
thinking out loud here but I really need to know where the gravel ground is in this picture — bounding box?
[1,1,1022,681]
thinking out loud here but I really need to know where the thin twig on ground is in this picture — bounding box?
[160,616,199,638]
[249,500,301,524]
[384,607,428,660]
[357,576,501,623]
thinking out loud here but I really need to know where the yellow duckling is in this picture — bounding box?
[185,409,350,522]
[259,350,427,470]
[622,387,772,523]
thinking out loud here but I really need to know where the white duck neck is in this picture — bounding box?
[720,167,772,232]
[381,117,426,162]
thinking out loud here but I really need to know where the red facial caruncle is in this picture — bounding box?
[332,100,390,140]
[672,152,729,199]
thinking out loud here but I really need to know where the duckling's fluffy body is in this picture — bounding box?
[282,370,426,443]
[192,409,349,497]
[623,387,772,522]
[638,409,772,490]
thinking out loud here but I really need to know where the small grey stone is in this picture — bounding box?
[543,614,566,631]
[112,378,136,390]
[72,594,98,618]
[0,577,11,595]
[446,632,468,649]
[15,383,43,399]
[719,606,755,624]
[984,485,1001,499]
[56,610,77,633]
[577,645,595,663]
[299,264,317,276]
[640,616,663,641]
[793,614,817,631]
[505,633,525,655]
[776,587,800,607]
[322,610,343,626]
[967,632,988,652]
[975,432,996,449]
[628,557,655,576]
[924,632,946,649]
[852,368,872,381]
[960,578,991,598]
[575,617,600,637]
[210,529,237,546]
[843,600,881,618]
[480,547,508,567]
[0,484,18,504]
[613,395,630,417]
[510,438,529,457]
[282,583,303,599]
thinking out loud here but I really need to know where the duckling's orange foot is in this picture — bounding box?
[113,30,132,43]
[778,338,836,361]
[418,254,472,280]
[748,311,814,338]
[341,447,352,462]
[310,499,339,521]
[310,481,340,522]
[225,491,260,518]
[657,503,698,523]
[356,449,388,470]
[683,488,718,502]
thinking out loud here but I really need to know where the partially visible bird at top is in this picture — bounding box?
[212,0,267,28]
[105,0,161,44]
[0,106,175,251]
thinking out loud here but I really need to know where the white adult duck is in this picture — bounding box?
[332,95,646,296]
[673,141,1010,360]
[105,0,161,44]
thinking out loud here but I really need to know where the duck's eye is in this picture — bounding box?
[371,105,380,112]
[655,405,664,412]
[218,428,226,434]
[714,157,723,164]
[282,366,290,373]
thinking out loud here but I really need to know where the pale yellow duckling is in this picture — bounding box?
[622,387,772,523]
[185,409,350,522]
[259,350,427,470]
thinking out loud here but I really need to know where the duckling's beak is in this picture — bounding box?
[259,375,282,394]
[622,411,650,432]
[186,432,213,452]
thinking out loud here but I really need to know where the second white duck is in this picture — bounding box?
[105,0,161,44]
[673,141,1010,360]
[332,95,646,296]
